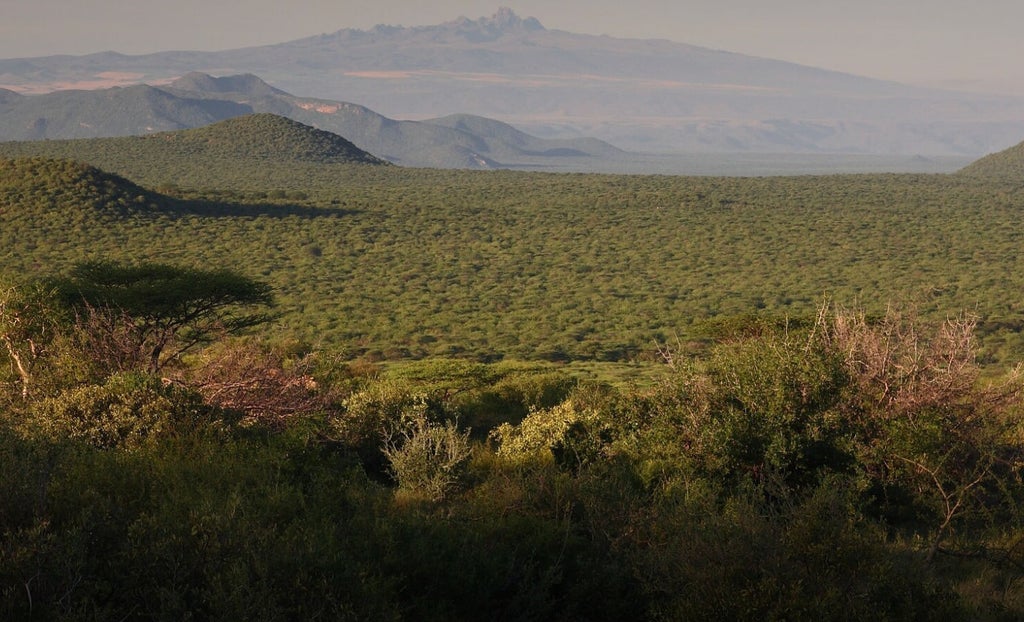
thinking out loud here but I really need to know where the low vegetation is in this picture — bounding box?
[3,268,1024,619]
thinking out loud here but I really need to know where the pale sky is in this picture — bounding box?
[2,0,1022,95]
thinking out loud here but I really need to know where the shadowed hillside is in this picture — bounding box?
[0,157,168,217]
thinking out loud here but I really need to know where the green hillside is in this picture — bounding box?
[0,157,167,217]
[7,147,1024,619]
[0,113,386,173]
[156,113,388,164]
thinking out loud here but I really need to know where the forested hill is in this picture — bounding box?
[141,114,387,165]
[958,139,1024,179]
[0,157,168,218]
[0,114,388,188]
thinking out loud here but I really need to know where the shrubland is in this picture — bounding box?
[4,147,1024,617]
[3,263,1024,619]
[3,153,1024,365]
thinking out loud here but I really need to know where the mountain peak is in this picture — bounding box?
[488,7,543,31]
[443,7,544,41]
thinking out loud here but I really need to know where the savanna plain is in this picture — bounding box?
[4,114,1024,619]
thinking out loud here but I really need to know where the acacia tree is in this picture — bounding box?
[50,261,274,374]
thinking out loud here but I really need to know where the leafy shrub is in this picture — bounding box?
[827,306,1024,555]
[492,398,610,471]
[383,416,472,502]
[453,369,578,434]
[628,478,963,621]
[24,372,221,449]
[331,380,451,476]
[642,327,852,487]
[333,381,426,444]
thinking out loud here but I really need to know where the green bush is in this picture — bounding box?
[629,478,962,621]
[383,416,472,502]
[639,329,852,488]
[492,398,609,471]
[453,369,578,435]
[24,372,222,449]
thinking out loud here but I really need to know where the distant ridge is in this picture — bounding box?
[421,114,623,158]
[166,73,289,98]
[0,84,251,140]
[0,73,624,170]
[8,8,1024,156]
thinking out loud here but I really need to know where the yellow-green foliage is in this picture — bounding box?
[333,380,430,448]
[23,372,217,449]
[383,417,472,502]
[493,398,604,465]
[5,153,1024,366]
[7,146,1024,618]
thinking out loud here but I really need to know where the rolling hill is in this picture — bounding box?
[0,114,389,193]
[0,157,167,215]
[140,113,387,165]
[0,158,172,257]
[0,113,388,166]
[2,9,1024,155]
[0,83,250,139]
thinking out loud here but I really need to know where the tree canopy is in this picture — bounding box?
[49,261,273,373]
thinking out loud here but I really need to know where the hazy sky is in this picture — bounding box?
[3,1,1023,95]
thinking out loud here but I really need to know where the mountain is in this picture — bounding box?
[422,114,623,159]
[0,83,250,140]
[0,72,625,170]
[3,8,1024,155]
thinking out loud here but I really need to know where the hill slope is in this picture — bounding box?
[0,158,173,262]
[0,84,250,140]
[0,157,166,216]
[957,141,1024,179]
[149,113,386,165]
[0,114,387,173]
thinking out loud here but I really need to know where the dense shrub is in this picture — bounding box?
[633,325,853,488]
[383,416,472,502]
[627,478,963,621]
[23,372,223,449]
[492,398,609,471]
